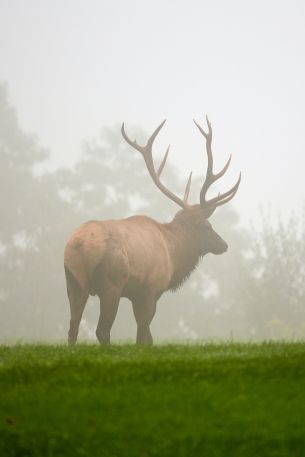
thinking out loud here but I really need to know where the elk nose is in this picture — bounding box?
[223,241,228,252]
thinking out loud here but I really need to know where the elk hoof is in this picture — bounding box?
[96,331,110,344]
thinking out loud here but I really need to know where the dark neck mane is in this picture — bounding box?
[163,217,203,291]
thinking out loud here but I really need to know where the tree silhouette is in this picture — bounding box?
[242,212,305,339]
[0,84,75,340]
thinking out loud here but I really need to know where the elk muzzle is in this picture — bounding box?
[210,233,228,255]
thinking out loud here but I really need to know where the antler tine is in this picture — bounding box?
[157,145,170,178]
[183,172,193,205]
[214,154,232,179]
[193,115,212,140]
[210,173,241,207]
[147,120,167,148]
[121,121,190,209]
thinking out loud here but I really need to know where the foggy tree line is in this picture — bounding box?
[1,83,305,342]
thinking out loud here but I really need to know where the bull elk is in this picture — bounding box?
[64,116,241,345]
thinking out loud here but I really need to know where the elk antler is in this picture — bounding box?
[193,116,241,209]
[121,121,193,209]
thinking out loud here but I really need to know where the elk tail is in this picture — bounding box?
[64,265,81,296]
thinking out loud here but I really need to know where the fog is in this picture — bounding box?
[1,0,305,343]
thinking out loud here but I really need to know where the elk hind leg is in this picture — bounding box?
[93,250,127,344]
[95,287,121,344]
[65,266,89,346]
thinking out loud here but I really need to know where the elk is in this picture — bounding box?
[64,116,241,345]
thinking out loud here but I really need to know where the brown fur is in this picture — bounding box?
[64,205,228,345]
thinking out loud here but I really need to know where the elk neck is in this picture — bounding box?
[162,208,205,291]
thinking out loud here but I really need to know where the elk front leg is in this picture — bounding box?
[96,287,121,344]
[132,298,156,345]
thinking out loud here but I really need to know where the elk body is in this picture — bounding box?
[64,117,241,345]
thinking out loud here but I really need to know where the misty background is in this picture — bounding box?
[1,0,305,342]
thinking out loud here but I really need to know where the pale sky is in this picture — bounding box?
[1,0,305,223]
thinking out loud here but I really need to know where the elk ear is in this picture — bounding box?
[202,205,216,219]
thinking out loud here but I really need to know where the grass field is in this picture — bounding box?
[1,343,305,457]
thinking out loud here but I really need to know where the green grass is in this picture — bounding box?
[1,343,305,457]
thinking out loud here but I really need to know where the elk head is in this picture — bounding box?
[121,116,241,257]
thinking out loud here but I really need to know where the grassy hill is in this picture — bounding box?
[1,343,305,456]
